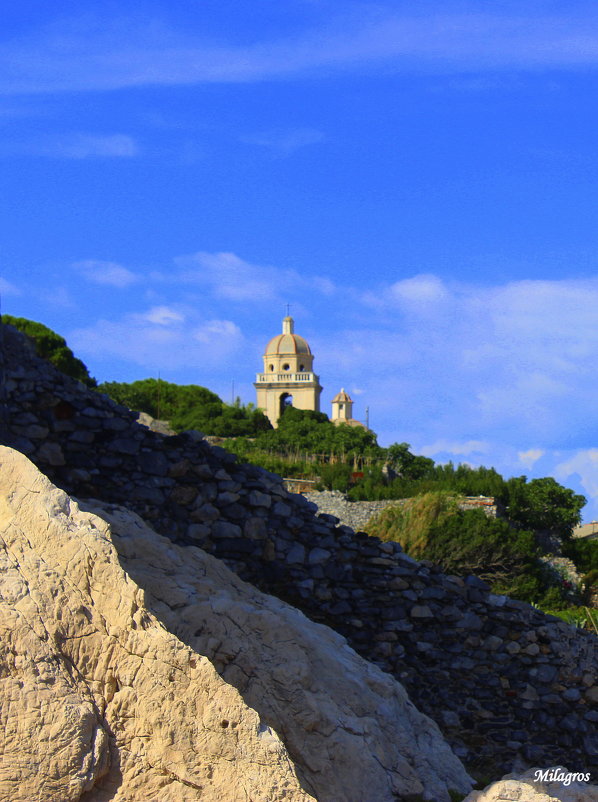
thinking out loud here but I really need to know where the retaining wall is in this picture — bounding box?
[1,323,597,774]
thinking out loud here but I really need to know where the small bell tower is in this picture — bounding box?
[331,388,354,423]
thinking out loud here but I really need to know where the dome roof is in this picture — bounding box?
[332,388,352,403]
[264,317,312,356]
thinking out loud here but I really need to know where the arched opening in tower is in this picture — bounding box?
[279,393,293,417]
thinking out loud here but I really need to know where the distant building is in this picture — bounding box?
[255,315,367,429]
[254,316,322,427]
[331,388,366,429]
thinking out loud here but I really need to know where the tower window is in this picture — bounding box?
[282,363,290,371]
[269,364,274,371]
[299,363,305,371]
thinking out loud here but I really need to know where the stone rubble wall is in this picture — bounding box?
[303,490,403,531]
[303,490,499,533]
[1,323,597,774]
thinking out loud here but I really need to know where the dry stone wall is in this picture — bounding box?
[1,323,598,775]
[303,490,500,532]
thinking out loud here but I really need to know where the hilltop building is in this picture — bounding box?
[255,316,366,429]
[254,316,322,427]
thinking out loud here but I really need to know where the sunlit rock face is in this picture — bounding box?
[0,446,472,802]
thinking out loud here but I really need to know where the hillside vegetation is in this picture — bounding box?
[98,378,272,437]
[4,316,596,622]
[3,315,97,387]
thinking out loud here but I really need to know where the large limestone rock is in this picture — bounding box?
[0,446,472,801]
[464,767,598,801]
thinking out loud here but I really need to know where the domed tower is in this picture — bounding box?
[331,388,353,423]
[254,316,323,427]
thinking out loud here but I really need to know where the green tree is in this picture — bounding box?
[386,442,435,479]
[98,378,271,436]
[2,315,96,387]
[505,476,585,538]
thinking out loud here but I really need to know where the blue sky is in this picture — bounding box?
[4,1,598,520]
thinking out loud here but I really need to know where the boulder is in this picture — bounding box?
[0,446,472,801]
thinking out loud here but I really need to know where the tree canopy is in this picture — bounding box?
[2,315,96,387]
[98,378,271,437]
[245,405,380,457]
[505,476,585,538]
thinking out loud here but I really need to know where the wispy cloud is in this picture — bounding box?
[141,305,185,325]
[176,251,336,307]
[2,133,139,159]
[4,8,598,95]
[74,260,140,288]
[241,128,325,157]
[518,448,545,470]
[323,274,598,450]
[70,309,243,372]
[0,277,21,296]
[43,134,138,159]
[555,450,598,505]
[421,439,491,458]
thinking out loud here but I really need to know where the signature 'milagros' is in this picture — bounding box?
[534,768,591,786]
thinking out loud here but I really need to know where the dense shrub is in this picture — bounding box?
[368,494,568,607]
[3,315,96,387]
[98,379,271,436]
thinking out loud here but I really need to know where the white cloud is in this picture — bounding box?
[241,128,325,156]
[194,319,241,343]
[1,134,140,160]
[46,134,138,159]
[141,306,185,325]
[518,448,545,470]
[74,260,139,288]
[0,277,21,296]
[181,252,281,302]
[555,450,598,502]
[176,251,336,306]
[421,439,490,457]
[6,8,598,95]
[321,272,598,452]
[389,274,449,306]
[69,308,243,372]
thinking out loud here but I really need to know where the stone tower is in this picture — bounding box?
[254,316,322,427]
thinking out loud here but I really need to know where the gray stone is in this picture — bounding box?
[243,517,267,540]
[248,490,272,508]
[187,523,210,540]
[69,429,94,443]
[287,544,306,564]
[191,503,220,523]
[410,605,433,619]
[458,612,483,631]
[37,442,65,466]
[22,424,50,439]
[535,665,558,683]
[212,521,242,539]
[111,438,140,455]
[138,451,170,476]
[308,547,331,565]
[218,491,241,506]
[272,501,292,517]
[563,688,581,702]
